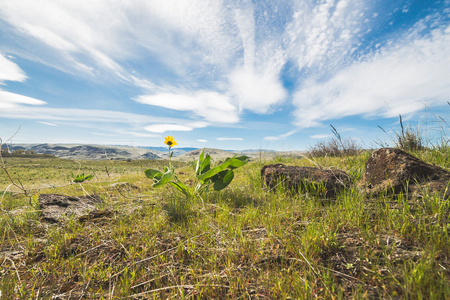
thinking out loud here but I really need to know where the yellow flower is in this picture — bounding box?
[164,136,177,147]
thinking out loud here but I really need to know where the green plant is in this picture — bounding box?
[308,125,361,157]
[2,147,450,298]
[145,136,248,199]
[72,173,94,183]
[396,115,424,151]
[378,114,424,151]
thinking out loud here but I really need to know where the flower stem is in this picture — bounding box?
[168,146,172,171]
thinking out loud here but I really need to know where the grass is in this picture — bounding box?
[1,150,450,299]
[308,125,362,158]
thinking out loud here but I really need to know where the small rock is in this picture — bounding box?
[38,194,103,223]
[261,164,350,198]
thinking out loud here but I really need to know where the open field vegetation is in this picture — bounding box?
[1,138,450,298]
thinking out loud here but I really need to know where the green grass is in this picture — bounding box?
[1,151,450,299]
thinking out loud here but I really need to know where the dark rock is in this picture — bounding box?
[38,194,103,223]
[261,164,350,198]
[361,148,450,197]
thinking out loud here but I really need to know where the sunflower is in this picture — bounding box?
[164,136,177,147]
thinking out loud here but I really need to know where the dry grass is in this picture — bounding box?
[1,149,450,299]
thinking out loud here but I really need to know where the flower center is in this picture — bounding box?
[167,141,173,146]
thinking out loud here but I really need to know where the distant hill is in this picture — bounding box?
[173,148,305,162]
[4,144,161,160]
[139,146,199,158]
[3,144,304,161]
[173,148,236,161]
[140,146,198,153]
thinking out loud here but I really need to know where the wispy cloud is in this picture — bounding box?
[217,137,244,141]
[0,90,46,108]
[37,121,58,126]
[0,0,448,149]
[264,130,297,141]
[286,0,369,74]
[144,124,193,133]
[144,122,208,133]
[0,54,27,83]
[292,22,450,128]
[0,1,238,82]
[0,91,207,135]
[0,1,289,118]
[197,139,207,143]
[135,91,239,124]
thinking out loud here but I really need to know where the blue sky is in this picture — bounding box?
[0,0,449,151]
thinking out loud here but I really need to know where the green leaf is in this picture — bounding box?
[194,182,205,192]
[200,154,211,174]
[152,168,172,188]
[196,159,233,183]
[144,169,162,179]
[213,169,234,191]
[225,156,249,169]
[195,149,205,174]
[73,173,94,183]
[168,181,192,197]
[153,172,163,180]
[195,150,211,176]
[196,154,248,184]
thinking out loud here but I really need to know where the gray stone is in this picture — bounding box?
[38,194,103,223]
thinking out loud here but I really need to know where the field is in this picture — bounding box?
[1,149,450,299]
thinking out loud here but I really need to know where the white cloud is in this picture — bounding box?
[233,2,256,70]
[264,130,297,141]
[37,121,58,126]
[135,91,239,123]
[292,24,450,128]
[0,0,240,82]
[0,54,27,83]
[229,67,287,113]
[0,90,46,108]
[197,139,207,143]
[286,0,368,73]
[1,0,449,143]
[0,106,194,128]
[0,91,197,128]
[144,124,193,133]
[0,0,290,116]
[217,137,244,141]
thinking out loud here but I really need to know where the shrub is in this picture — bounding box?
[309,125,361,157]
[378,115,425,151]
[395,115,424,151]
[309,137,361,157]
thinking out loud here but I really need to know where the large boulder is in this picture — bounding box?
[261,164,350,198]
[361,148,450,197]
[38,194,103,223]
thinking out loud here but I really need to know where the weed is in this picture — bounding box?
[308,125,361,157]
[1,133,450,298]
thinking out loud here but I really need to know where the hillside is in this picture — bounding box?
[173,148,305,162]
[4,144,161,160]
[3,144,304,161]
